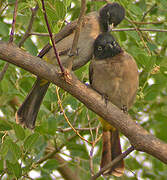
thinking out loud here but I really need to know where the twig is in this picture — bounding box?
[0,63,9,82]
[142,3,157,21]
[125,16,151,55]
[87,109,95,176]
[41,0,64,74]
[9,0,18,43]
[0,0,18,82]
[18,4,39,47]
[22,175,34,180]
[29,32,50,36]
[91,146,135,180]
[56,87,92,144]
[111,28,167,32]
[36,134,76,164]
[30,28,167,38]
[58,127,97,132]
[129,20,165,25]
[0,3,9,15]
[54,154,81,180]
[67,0,86,70]
[1,131,8,143]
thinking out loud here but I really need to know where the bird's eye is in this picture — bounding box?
[98,46,102,51]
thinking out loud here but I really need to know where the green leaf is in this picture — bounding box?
[24,132,40,151]
[0,159,3,173]
[4,139,21,163]
[1,138,21,163]
[13,123,25,140]
[24,38,38,56]
[0,119,12,131]
[128,4,143,15]
[0,140,9,157]
[6,161,22,178]
[0,21,9,37]
[147,42,157,52]
[43,159,59,171]
[12,162,22,178]
[10,140,22,160]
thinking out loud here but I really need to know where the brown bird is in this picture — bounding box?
[89,32,139,176]
[16,3,125,129]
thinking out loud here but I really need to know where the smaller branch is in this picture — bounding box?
[56,87,92,144]
[29,32,50,36]
[142,3,157,21]
[1,131,8,143]
[9,0,18,43]
[18,4,39,47]
[125,17,151,55]
[91,146,135,180]
[67,0,86,70]
[89,123,102,177]
[0,3,9,15]
[30,27,167,38]
[58,127,97,132]
[1,0,18,82]
[0,63,9,81]
[87,109,95,176]
[41,0,64,73]
[111,28,167,33]
[54,153,81,180]
[129,20,165,25]
[36,135,76,165]
[22,176,34,180]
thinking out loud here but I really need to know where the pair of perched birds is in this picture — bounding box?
[16,2,139,177]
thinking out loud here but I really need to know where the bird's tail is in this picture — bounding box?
[100,118,124,177]
[15,77,50,129]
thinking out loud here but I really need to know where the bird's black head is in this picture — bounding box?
[94,32,122,60]
[99,3,125,32]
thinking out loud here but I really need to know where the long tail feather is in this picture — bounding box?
[101,129,124,177]
[15,78,50,129]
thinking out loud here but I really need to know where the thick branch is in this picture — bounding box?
[91,146,134,180]
[54,154,81,180]
[0,41,167,164]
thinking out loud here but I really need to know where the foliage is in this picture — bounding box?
[0,0,167,179]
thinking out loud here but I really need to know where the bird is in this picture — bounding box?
[89,32,139,176]
[15,3,125,129]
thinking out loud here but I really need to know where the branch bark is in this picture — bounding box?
[54,154,81,180]
[0,41,167,164]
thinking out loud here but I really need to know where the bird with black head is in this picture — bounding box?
[89,32,139,177]
[16,3,125,129]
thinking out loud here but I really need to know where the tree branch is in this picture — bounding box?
[53,153,81,180]
[41,0,64,73]
[141,3,157,21]
[18,4,39,47]
[91,146,134,180]
[0,0,18,82]
[111,28,167,32]
[0,41,167,164]
[0,63,9,81]
[9,0,18,43]
[68,0,87,70]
